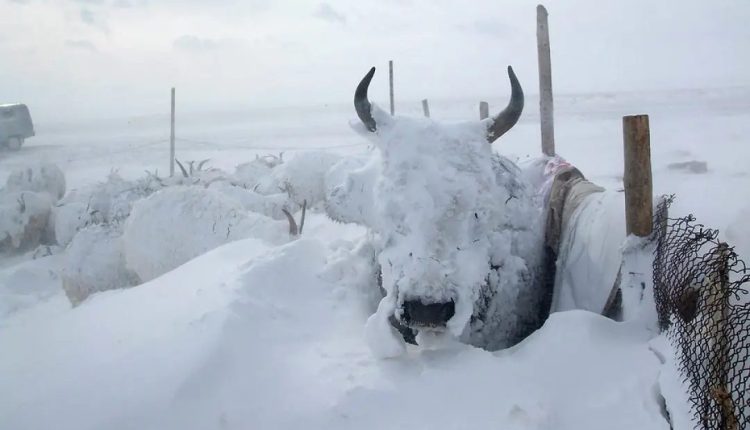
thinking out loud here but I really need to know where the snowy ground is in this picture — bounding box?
[1,87,748,429]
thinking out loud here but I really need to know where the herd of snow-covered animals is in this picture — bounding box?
[0,66,620,352]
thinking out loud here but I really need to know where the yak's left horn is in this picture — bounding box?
[487,66,524,143]
[354,67,377,132]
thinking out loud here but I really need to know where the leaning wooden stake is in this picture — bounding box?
[479,101,489,120]
[623,115,653,237]
[706,243,737,430]
[170,87,176,177]
[537,5,555,156]
[389,60,395,116]
[422,99,430,118]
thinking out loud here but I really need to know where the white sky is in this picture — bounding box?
[2,0,749,122]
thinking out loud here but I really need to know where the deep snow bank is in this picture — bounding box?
[1,235,670,430]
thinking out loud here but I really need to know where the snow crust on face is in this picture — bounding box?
[366,106,541,340]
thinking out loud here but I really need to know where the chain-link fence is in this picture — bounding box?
[652,197,750,430]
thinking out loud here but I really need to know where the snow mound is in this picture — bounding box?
[0,235,670,430]
[122,186,289,282]
[0,254,62,318]
[5,163,66,201]
[62,224,139,306]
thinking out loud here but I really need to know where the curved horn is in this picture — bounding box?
[487,66,524,143]
[354,67,377,132]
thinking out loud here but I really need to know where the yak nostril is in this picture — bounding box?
[402,299,455,327]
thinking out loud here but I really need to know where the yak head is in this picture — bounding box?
[333,66,544,348]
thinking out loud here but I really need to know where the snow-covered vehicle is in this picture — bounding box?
[0,104,35,150]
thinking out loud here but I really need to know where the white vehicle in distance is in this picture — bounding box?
[0,103,35,150]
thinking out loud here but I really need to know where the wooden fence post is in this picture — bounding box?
[479,101,489,120]
[389,60,395,116]
[706,243,738,430]
[537,4,555,156]
[170,87,176,177]
[623,114,653,237]
[422,99,430,118]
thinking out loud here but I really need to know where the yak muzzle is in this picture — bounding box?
[401,299,456,328]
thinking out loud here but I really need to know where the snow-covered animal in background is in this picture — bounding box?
[62,224,139,306]
[52,162,311,304]
[53,171,165,246]
[250,151,342,209]
[327,66,553,354]
[122,186,299,282]
[0,190,54,252]
[0,163,65,252]
[5,163,66,201]
[232,153,283,188]
[206,179,292,221]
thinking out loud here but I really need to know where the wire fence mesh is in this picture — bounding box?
[652,196,750,430]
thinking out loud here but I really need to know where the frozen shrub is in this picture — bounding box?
[62,224,139,306]
[5,163,66,201]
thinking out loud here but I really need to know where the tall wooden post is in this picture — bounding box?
[389,60,395,116]
[422,99,430,118]
[170,87,176,177]
[479,101,489,120]
[623,114,653,237]
[537,5,555,156]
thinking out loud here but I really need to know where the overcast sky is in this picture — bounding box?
[2,0,749,122]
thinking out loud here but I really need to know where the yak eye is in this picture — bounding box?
[474,213,479,219]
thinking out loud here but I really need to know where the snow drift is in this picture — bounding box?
[0,236,672,430]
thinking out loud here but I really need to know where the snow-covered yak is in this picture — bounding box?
[327,66,555,353]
